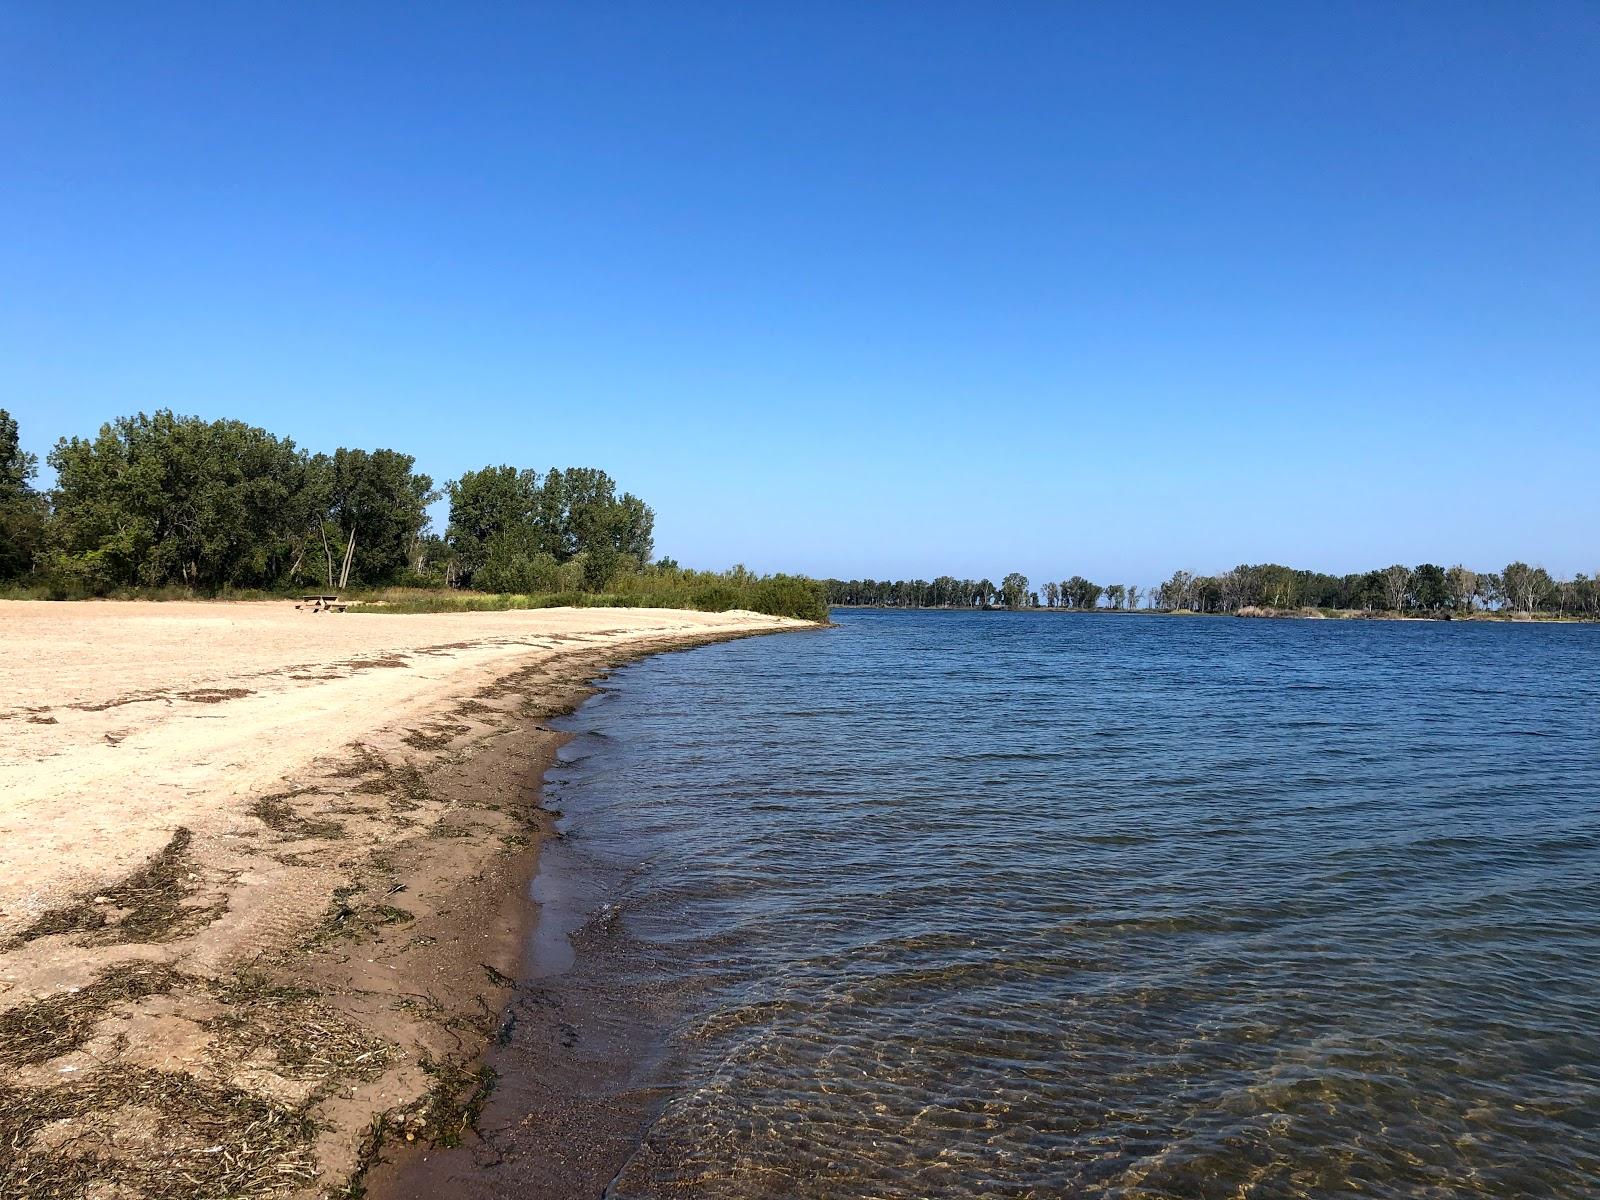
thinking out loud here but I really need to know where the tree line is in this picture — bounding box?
[1149,562,1599,617]
[827,560,1600,618]
[0,407,827,621]
[0,407,650,593]
[826,576,1144,610]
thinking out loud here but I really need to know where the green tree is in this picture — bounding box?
[1254,564,1300,609]
[445,466,540,586]
[1000,572,1030,608]
[1478,571,1504,609]
[475,541,561,594]
[1158,570,1193,611]
[0,409,36,499]
[1444,564,1478,612]
[1410,563,1448,611]
[1574,574,1600,618]
[1064,575,1103,609]
[444,463,655,593]
[0,409,48,581]
[1378,564,1411,611]
[323,448,436,587]
[556,467,655,585]
[1499,561,1553,613]
[614,491,656,564]
[48,411,315,591]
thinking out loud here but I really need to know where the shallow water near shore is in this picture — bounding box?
[404,609,1600,1197]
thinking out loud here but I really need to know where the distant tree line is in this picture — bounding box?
[1150,562,1599,617]
[827,560,1600,618]
[0,408,827,621]
[826,575,1144,611]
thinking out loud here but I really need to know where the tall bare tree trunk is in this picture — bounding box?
[338,528,357,590]
[319,524,335,589]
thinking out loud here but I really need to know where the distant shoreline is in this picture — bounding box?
[828,604,1599,624]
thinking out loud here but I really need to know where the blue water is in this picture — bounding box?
[534,611,1599,1197]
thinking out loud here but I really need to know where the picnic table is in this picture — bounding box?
[295,594,349,613]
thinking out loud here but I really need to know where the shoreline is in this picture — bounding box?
[0,602,814,1199]
[829,604,1597,623]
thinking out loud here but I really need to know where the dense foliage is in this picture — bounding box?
[39,411,434,593]
[828,561,1600,618]
[445,464,654,593]
[0,410,48,583]
[0,408,828,621]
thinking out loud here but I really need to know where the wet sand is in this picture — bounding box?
[0,600,808,1198]
[359,738,696,1200]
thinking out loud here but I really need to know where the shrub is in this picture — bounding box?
[749,575,829,622]
[476,548,562,595]
[349,564,831,623]
[691,583,741,612]
[42,550,119,598]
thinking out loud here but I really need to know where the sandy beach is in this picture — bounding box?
[0,600,809,1198]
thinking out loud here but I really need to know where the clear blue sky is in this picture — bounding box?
[3,3,1597,585]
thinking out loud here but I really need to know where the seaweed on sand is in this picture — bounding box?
[0,962,182,1067]
[250,791,347,840]
[304,885,414,946]
[0,1066,319,1200]
[337,744,433,810]
[405,1058,498,1148]
[10,828,225,948]
[204,970,393,1083]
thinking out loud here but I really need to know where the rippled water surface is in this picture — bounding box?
[532,612,1598,1197]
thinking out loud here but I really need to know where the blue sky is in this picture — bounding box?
[3,3,1596,585]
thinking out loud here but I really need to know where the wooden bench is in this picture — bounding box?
[295,595,349,613]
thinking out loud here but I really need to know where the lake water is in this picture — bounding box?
[403,610,1600,1197]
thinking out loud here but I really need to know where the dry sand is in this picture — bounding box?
[0,599,809,1198]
